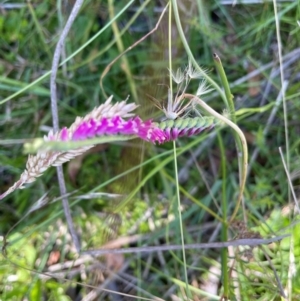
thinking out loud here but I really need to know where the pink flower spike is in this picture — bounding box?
[122,118,136,135]
[60,128,69,141]
[193,128,203,135]
[95,118,109,136]
[46,130,55,141]
[72,121,90,140]
[131,117,144,134]
[106,116,124,134]
[189,128,200,136]
[151,116,216,144]
[84,119,98,138]
[171,128,180,140]
[162,127,171,142]
[0,96,143,201]
[150,128,166,144]
[133,119,166,144]
[133,116,142,126]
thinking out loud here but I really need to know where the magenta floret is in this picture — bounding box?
[70,115,166,144]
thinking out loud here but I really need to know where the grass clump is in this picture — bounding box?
[0,1,300,300]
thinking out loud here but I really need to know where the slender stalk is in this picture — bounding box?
[168,2,173,96]
[213,54,248,223]
[173,141,190,298]
[279,147,300,213]
[169,4,190,297]
[273,0,289,174]
[213,54,233,297]
[218,133,229,298]
[81,235,288,256]
[50,0,84,131]
[50,0,85,253]
[183,94,248,223]
[170,5,245,292]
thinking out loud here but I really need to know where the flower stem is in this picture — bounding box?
[183,94,248,224]
[218,132,229,298]
[211,55,248,223]
[173,141,191,298]
[169,4,190,297]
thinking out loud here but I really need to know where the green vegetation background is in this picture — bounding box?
[0,1,299,300]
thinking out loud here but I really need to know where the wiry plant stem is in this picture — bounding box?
[82,235,288,256]
[183,94,248,224]
[168,3,190,297]
[214,53,236,297]
[50,0,84,131]
[218,132,229,298]
[50,0,84,253]
[273,0,289,174]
